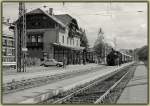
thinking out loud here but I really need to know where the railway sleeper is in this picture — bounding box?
[96,65,136,104]
[54,64,135,104]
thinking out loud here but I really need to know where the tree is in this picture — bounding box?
[136,45,148,61]
[80,28,89,48]
[93,42,105,58]
[93,28,105,56]
[93,28,106,63]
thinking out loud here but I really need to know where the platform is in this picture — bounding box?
[117,61,148,104]
[3,64,101,84]
[3,62,134,104]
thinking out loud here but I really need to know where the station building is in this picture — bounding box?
[2,18,16,67]
[15,8,89,64]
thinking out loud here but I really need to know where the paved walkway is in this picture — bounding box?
[3,63,133,104]
[117,61,148,104]
[3,64,98,75]
[3,64,103,84]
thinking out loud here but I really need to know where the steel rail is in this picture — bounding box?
[94,69,130,104]
[52,75,106,104]
[52,64,133,104]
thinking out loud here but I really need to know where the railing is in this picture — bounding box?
[27,42,43,48]
[2,56,15,62]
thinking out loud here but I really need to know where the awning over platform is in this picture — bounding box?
[52,43,85,51]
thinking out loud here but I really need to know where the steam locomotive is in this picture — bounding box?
[106,49,132,66]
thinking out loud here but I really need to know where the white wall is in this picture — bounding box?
[58,29,68,45]
[58,29,80,47]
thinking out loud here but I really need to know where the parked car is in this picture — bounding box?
[41,59,63,67]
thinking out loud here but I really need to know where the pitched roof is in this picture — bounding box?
[55,14,73,25]
[55,14,79,30]
[18,8,66,28]
[27,8,44,14]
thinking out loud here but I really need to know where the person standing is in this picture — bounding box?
[63,56,67,68]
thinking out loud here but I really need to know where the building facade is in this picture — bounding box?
[15,8,87,65]
[2,19,16,67]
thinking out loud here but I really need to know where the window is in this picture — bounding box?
[62,36,64,43]
[12,49,15,56]
[43,16,47,20]
[2,57,6,62]
[70,39,72,45]
[7,40,12,46]
[73,39,74,45]
[67,37,69,44]
[27,35,31,42]
[10,41,14,47]
[38,35,42,42]
[3,39,7,46]
[7,49,12,56]
[31,36,36,42]
[3,48,7,56]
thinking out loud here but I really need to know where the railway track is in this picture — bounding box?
[3,65,107,94]
[40,63,136,104]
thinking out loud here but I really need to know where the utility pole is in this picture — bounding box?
[17,2,27,72]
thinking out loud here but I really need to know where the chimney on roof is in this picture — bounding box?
[49,8,53,15]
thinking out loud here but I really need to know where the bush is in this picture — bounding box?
[137,45,148,61]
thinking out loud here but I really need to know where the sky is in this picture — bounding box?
[3,2,147,49]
